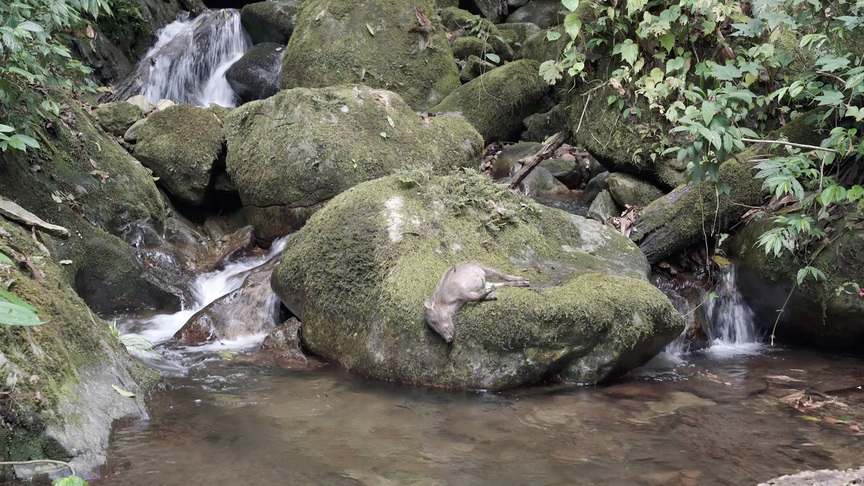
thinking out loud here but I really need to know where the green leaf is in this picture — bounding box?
[561,0,580,12]
[847,185,864,202]
[0,252,12,264]
[815,55,850,73]
[0,288,38,312]
[10,134,39,149]
[16,21,43,32]
[626,0,648,16]
[710,63,743,81]
[546,31,562,41]
[0,301,45,326]
[0,124,14,133]
[53,476,87,486]
[658,33,674,52]
[563,14,582,38]
[538,60,564,84]
[485,52,500,64]
[814,89,844,107]
[613,39,638,67]
[365,23,375,36]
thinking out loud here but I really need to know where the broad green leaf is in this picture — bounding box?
[710,63,742,81]
[846,106,864,122]
[847,185,864,201]
[0,252,12,264]
[16,21,43,32]
[561,0,579,12]
[0,288,38,312]
[563,14,582,38]
[814,89,844,107]
[626,0,648,16]
[10,134,39,149]
[52,476,87,486]
[0,124,14,133]
[485,53,500,64]
[613,39,638,66]
[815,55,850,72]
[538,60,563,84]
[0,301,44,326]
[658,33,674,52]
[546,31,562,41]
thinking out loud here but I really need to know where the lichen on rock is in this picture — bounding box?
[272,171,683,390]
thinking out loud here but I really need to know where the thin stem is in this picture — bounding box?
[741,137,841,154]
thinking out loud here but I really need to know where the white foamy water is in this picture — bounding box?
[122,237,288,356]
[702,265,763,356]
[140,9,250,107]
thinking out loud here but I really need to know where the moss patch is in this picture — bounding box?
[273,171,682,390]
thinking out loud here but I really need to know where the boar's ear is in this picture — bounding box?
[424,299,434,310]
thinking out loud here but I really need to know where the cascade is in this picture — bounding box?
[139,9,250,107]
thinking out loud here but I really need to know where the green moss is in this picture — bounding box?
[280,0,460,110]
[225,86,484,240]
[273,171,682,389]
[431,59,550,142]
[135,105,225,206]
[93,101,143,136]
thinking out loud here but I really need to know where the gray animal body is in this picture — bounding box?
[424,262,530,343]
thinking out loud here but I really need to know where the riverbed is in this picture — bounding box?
[90,346,863,485]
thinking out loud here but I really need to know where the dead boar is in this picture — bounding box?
[424,262,530,343]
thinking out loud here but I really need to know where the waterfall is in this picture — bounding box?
[702,264,762,356]
[140,9,251,107]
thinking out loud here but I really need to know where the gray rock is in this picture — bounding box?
[464,0,508,23]
[522,103,568,142]
[272,172,683,390]
[123,118,147,143]
[261,317,308,363]
[540,157,581,188]
[126,95,155,115]
[241,0,301,45]
[581,170,610,206]
[495,21,541,50]
[506,0,563,29]
[758,467,864,485]
[226,42,283,102]
[156,99,175,111]
[607,172,664,207]
[459,55,497,83]
[587,189,620,223]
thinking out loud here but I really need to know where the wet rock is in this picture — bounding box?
[0,220,159,480]
[491,143,569,197]
[93,101,143,136]
[490,141,539,179]
[225,86,483,242]
[459,55,496,83]
[522,103,568,142]
[505,0,564,29]
[581,171,610,206]
[240,0,300,44]
[126,95,155,115]
[431,59,550,143]
[758,467,864,486]
[279,0,459,110]
[157,99,175,111]
[452,36,493,61]
[607,172,664,208]
[440,7,482,31]
[135,105,225,206]
[541,157,581,188]
[210,225,256,270]
[731,220,864,351]
[568,83,685,191]
[175,258,283,345]
[260,317,307,363]
[225,42,283,102]
[273,171,684,390]
[587,189,620,223]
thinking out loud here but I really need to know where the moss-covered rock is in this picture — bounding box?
[496,21,540,49]
[731,221,864,351]
[225,42,284,103]
[240,0,301,44]
[93,101,144,136]
[451,36,512,62]
[135,105,225,207]
[522,102,568,142]
[279,0,460,110]
[607,172,664,207]
[463,0,507,23]
[272,171,683,390]
[505,0,563,29]
[459,55,496,83]
[568,84,685,191]
[587,189,619,222]
[225,86,484,241]
[431,59,550,142]
[0,220,159,480]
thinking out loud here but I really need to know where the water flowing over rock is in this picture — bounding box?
[279,0,460,110]
[136,9,252,107]
[225,86,484,242]
[224,42,283,102]
[272,172,684,390]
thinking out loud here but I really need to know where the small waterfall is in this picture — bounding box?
[702,264,762,356]
[140,9,251,107]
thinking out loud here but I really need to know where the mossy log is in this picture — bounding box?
[630,115,824,264]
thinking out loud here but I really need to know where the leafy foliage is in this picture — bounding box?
[545,0,864,283]
[53,476,87,486]
[0,0,112,152]
[0,250,45,326]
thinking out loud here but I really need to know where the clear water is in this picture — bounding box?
[140,9,251,107]
[89,349,864,485]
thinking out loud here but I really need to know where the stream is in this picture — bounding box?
[86,248,864,486]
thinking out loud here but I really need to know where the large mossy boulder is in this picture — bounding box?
[568,84,685,191]
[607,172,664,207]
[0,220,159,479]
[135,105,225,207]
[272,171,684,390]
[731,221,864,351]
[279,0,460,110]
[431,59,549,143]
[225,42,284,103]
[240,0,301,44]
[225,86,484,242]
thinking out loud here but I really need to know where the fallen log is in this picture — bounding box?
[508,131,570,189]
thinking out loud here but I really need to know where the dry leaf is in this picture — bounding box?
[112,385,136,398]
[59,260,73,265]
[86,24,96,39]
[766,375,804,382]
[315,9,326,20]
[366,23,375,36]
[89,158,98,169]
[414,7,432,29]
